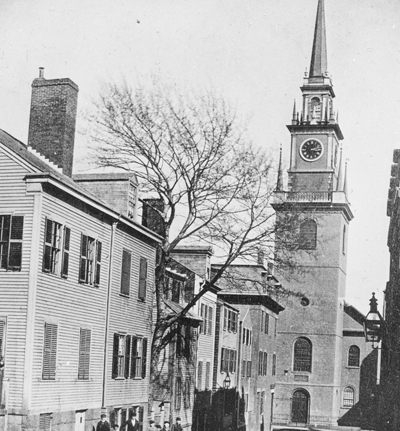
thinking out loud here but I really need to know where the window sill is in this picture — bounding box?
[342,405,353,409]
[119,293,130,298]
[346,366,360,369]
[137,298,146,303]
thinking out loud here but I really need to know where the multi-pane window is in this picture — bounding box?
[343,386,355,407]
[246,361,252,378]
[348,345,360,367]
[138,257,148,300]
[200,304,213,335]
[42,322,58,380]
[293,337,312,372]
[112,334,147,379]
[112,334,125,378]
[260,391,265,415]
[0,215,23,271]
[120,249,131,296]
[242,328,252,345]
[43,219,71,277]
[259,352,267,376]
[227,310,238,333]
[197,361,203,389]
[171,278,181,303]
[175,377,182,410]
[261,311,269,334]
[220,348,237,373]
[78,328,91,380]
[43,219,61,274]
[299,219,317,250]
[79,235,102,285]
[39,413,52,431]
[272,353,277,376]
[131,336,142,378]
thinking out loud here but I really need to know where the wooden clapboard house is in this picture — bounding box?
[0,70,160,431]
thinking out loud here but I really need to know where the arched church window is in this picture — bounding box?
[293,337,312,372]
[299,219,317,250]
[348,345,360,367]
[342,386,355,407]
[310,97,321,120]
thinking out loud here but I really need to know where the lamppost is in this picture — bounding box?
[223,372,231,389]
[363,292,384,430]
[364,292,384,349]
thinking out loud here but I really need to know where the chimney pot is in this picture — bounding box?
[39,67,44,78]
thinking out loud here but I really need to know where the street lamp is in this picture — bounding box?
[364,292,384,348]
[223,372,231,389]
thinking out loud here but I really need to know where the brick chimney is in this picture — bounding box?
[27,68,79,177]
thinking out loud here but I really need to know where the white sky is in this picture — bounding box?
[1,0,399,313]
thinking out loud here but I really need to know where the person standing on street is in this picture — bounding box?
[96,414,111,431]
[120,412,140,431]
[171,417,183,431]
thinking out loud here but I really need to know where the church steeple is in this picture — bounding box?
[310,0,328,78]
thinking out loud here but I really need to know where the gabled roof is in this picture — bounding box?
[0,129,161,243]
[344,302,366,327]
[164,299,202,323]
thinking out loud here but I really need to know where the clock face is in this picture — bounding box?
[300,139,323,161]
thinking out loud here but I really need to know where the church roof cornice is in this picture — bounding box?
[287,123,344,140]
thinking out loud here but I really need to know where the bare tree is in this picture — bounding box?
[87,82,303,398]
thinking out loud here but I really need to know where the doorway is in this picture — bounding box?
[291,389,309,424]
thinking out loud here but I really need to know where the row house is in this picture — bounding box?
[168,247,285,431]
[216,264,284,431]
[0,71,160,431]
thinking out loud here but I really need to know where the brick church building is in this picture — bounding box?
[271,0,371,428]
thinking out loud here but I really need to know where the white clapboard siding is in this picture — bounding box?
[105,227,156,405]
[0,149,36,410]
[29,195,111,410]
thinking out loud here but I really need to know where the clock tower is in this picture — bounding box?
[271,0,357,429]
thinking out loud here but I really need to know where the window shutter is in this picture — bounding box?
[220,348,225,372]
[125,335,131,378]
[142,338,148,378]
[39,413,52,431]
[223,308,227,331]
[79,234,87,282]
[0,320,4,355]
[42,323,57,380]
[205,362,211,390]
[208,306,213,335]
[131,336,138,378]
[200,304,205,334]
[95,240,102,285]
[112,333,119,378]
[78,328,91,380]
[138,257,147,300]
[61,227,70,277]
[43,218,52,272]
[197,361,203,389]
[10,216,23,240]
[121,250,131,295]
